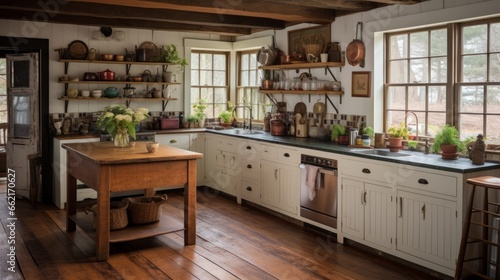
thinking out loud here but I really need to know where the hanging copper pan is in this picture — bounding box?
[346,22,365,67]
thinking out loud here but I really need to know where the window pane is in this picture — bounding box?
[428,112,446,136]
[200,70,212,85]
[0,59,6,74]
[200,53,212,70]
[242,54,249,70]
[428,86,446,111]
[487,85,500,112]
[241,70,249,86]
[389,60,407,83]
[191,53,199,69]
[408,86,426,110]
[386,86,406,110]
[460,114,483,139]
[486,115,500,143]
[410,31,428,58]
[430,57,447,82]
[462,54,487,82]
[214,88,227,104]
[489,54,500,82]
[190,70,199,86]
[249,53,257,69]
[491,23,500,52]
[386,110,406,129]
[390,34,407,59]
[214,54,226,70]
[213,70,226,86]
[460,85,484,113]
[409,58,428,83]
[191,87,200,100]
[201,88,213,102]
[431,29,447,56]
[249,70,257,86]
[463,24,487,54]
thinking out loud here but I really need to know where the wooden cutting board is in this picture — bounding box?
[294,102,307,116]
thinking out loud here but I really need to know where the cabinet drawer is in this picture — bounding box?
[277,147,299,165]
[260,144,278,161]
[157,134,190,150]
[238,141,260,161]
[341,158,393,183]
[241,158,260,179]
[216,136,237,152]
[241,179,260,203]
[397,168,457,197]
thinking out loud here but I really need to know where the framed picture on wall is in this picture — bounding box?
[351,71,371,98]
[288,25,331,61]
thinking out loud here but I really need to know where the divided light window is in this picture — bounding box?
[458,21,500,141]
[0,59,6,123]
[190,51,229,118]
[236,50,266,121]
[385,27,448,137]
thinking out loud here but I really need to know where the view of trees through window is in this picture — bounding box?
[236,51,268,122]
[0,59,7,123]
[190,51,228,118]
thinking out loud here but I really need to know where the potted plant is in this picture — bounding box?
[407,140,418,151]
[431,124,465,159]
[261,69,273,90]
[218,111,233,127]
[186,114,198,128]
[362,126,374,145]
[331,124,348,144]
[159,44,188,66]
[387,122,409,152]
[192,98,207,128]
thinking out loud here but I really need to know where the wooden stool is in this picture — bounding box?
[28,154,41,208]
[456,176,500,279]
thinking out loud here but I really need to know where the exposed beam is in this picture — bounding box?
[260,0,377,11]
[73,0,337,24]
[0,9,251,35]
[0,0,286,30]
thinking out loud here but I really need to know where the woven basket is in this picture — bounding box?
[303,43,322,58]
[124,194,167,224]
[87,201,129,230]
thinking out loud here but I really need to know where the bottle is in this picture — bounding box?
[179,112,184,128]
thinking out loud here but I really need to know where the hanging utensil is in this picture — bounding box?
[346,22,366,68]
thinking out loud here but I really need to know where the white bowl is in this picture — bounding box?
[146,142,159,153]
[80,90,90,97]
[92,92,102,98]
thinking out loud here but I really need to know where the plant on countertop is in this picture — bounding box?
[218,101,235,124]
[331,124,347,141]
[159,44,188,69]
[192,98,207,120]
[407,140,418,151]
[431,124,466,154]
[387,122,409,139]
[97,105,150,140]
[362,126,374,139]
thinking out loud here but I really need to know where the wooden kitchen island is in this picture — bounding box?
[62,141,203,261]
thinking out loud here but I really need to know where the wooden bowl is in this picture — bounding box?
[133,76,142,82]
[101,54,114,61]
[114,55,124,61]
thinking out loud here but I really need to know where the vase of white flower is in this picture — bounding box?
[97,105,150,147]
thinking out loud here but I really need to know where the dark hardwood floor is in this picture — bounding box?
[0,182,451,280]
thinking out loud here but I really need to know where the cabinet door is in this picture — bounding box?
[261,160,280,207]
[190,133,205,183]
[341,178,364,240]
[364,183,393,249]
[397,190,457,268]
[278,164,299,215]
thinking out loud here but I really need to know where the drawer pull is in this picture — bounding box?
[246,146,251,150]
[283,153,290,157]
[247,164,252,169]
[418,179,429,185]
[246,186,252,191]
[170,139,177,143]
[362,168,371,174]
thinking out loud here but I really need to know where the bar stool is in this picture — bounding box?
[456,176,500,280]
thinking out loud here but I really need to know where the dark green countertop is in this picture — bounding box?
[206,129,500,174]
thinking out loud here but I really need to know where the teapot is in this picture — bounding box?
[104,87,119,98]
[99,69,115,81]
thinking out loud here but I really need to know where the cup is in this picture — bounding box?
[320,53,328,63]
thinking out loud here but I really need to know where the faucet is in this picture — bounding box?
[232,105,252,130]
[405,111,419,140]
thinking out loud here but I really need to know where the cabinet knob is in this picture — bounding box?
[418,178,428,185]
[283,153,290,157]
[246,186,252,191]
[362,168,371,174]
[247,164,252,169]
[170,139,177,143]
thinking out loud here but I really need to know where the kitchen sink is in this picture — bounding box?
[353,149,412,157]
[223,129,265,135]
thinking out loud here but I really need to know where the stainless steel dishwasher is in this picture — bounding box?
[299,154,338,229]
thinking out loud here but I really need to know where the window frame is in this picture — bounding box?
[235,49,266,122]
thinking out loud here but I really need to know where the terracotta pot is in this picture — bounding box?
[440,144,457,154]
[338,135,349,145]
[388,137,403,152]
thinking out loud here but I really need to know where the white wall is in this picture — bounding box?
[1,0,499,122]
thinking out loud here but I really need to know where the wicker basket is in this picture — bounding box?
[86,201,129,230]
[124,194,167,224]
[303,43,322,58]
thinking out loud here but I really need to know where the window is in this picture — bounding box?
[0,59,7,123]
[458,21,500,141]
[190,51,229,118]
[386,27,448,137]
[236,50,267,121]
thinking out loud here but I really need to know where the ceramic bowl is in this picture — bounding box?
[92,89,102,98]
[146,142,159,153]
[80,90,90,97]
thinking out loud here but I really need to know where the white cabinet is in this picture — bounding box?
[53,137,99,209]
[156,134,190,150]
[260,144,300,215]
[239,140,261,204]
[205,134,239,196]
[340,157,395,250]
[396,166,458,271]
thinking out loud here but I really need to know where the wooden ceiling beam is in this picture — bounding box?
[0,9,251,35]
[260,0,377,11]
[0,1,286,30]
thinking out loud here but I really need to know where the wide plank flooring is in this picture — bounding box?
[0,182,450,280]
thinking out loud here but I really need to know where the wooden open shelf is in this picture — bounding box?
[58,81,181,85]
[70,212,184,243]
[59,59,173,66]
[259,61,344,70]
[259,89,344,95]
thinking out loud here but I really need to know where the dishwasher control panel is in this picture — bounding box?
[301,154,337,169]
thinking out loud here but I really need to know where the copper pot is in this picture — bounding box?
[270,119,286,136]
[99,69,115,81]
[346,22,365,67]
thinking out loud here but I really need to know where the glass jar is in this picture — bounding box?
[355,135,363,146]
[362,134,371,147]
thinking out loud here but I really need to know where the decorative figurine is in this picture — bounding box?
[471,134,486,165]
